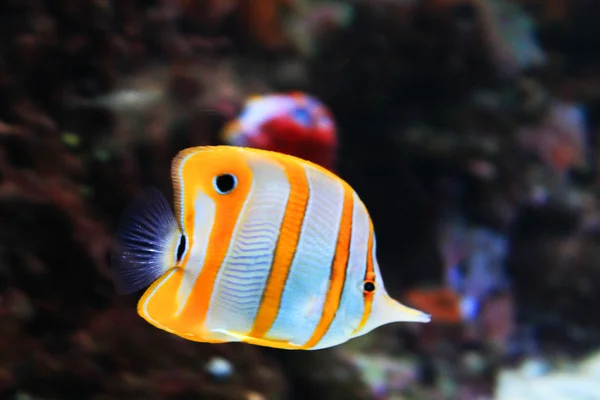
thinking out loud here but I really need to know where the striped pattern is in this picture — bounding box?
[313,192,370,349]
[353,221,376,336]
[138,146,383,349]
[249,159,310,338]
[204,158,291,334]
[170,146,257,339]
[174,192,216,316]
[301,180,354,348]
[265,164,346,346]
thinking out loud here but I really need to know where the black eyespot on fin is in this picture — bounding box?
[111,187,178,295]
[363,281,376,293]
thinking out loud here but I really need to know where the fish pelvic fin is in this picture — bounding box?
[111,187,180,294]
[211,329,305,350]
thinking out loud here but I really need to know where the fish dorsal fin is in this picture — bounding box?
[111,187,180,294]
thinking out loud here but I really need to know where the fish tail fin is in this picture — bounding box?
[111,187,180,294]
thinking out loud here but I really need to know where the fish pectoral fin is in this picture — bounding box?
[211,329,302,349]
[112,186,179,294]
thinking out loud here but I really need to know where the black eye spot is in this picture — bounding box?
[363,281,375,293]
[176,235,186,262]
[213,174,237,194]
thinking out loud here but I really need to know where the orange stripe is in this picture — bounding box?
[302,183,354,349]
[249,156,310,337]
[172,147,255,331]
[353,217,375,334]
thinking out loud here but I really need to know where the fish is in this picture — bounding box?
[111,145,430,350]
[220,91,338,172]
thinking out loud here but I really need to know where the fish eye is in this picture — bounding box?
[363,281,376,293]
[213,173,237,194]
[176,235,186,262]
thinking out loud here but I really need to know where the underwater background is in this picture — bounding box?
[1,0,600,399]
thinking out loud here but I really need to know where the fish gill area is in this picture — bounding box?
[1,0,600,399]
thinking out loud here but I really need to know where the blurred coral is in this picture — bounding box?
[177,0,297,52]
